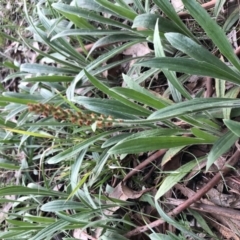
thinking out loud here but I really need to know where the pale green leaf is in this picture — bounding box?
[155,158,205,199]
[224,119,240,137]
[136,58,240,84]
[182,0,240,71]
[109,137,213,155]
[207,131,238,170]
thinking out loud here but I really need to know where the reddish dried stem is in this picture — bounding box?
[125,148,240,237]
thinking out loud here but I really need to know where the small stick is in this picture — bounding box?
[125,148,240,237]
[123,149,167,182]
[178,0,216,18]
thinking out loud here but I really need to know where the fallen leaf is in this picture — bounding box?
[123,42,151,67]
[171,0,184,12]
[123,42,151,57]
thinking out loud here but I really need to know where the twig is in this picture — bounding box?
[166,198,240,221]
[123,149,167,182]
[178,0,216,18]
[234,46,240,57]
[204,77,213,98]
[125,147,240,237]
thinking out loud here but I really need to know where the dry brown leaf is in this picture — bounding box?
[171,0,184,12]
[73,229,97,240]
[0,195,15,224]
[102,182,152,217]
[123,42,151,57]
[123,42,151,67]
[94,183,151,238]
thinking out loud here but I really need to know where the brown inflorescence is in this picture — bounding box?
[27,103,114,129]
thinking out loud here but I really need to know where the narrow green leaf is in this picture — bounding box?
[0,186,67,197]
[109,137,212,155]
[165,33,240,81]
[155,158,205,199]
[74,96,149,118]
[224,119,240,137]
[0,162,20,170]
[215,78,225,98]
[214,0,226,18]
[191,128,218,142]
[22,76,73,82]
[154,22,190,100]
[155,202,204,240]
[4,128,54,139]
[111,87,166,110]
[161,146,185,166]
[0,96,36,105]
[148,98,240,122]
[189,209,216,237]
[149,233,173,240]
[122,74,171,107]
[223,86,240,119]
[207,131,238,170]
[182,0,240,71]
[153,0,197,40]
[47,129,127,164]
[20,63,78,75]
[84,70,151,116]
[41,200,84,212]
[95,0,137,20]
[115,129,188,144]
[70,148,88,191]
[51,29,133,40]
[223,7,240,32]
[133,0,145,13]
[102,133,132,148]
[53,3,131,30]
[132,14,181,33]
[67,41,139,99]
[76,0,114,14]
[136,58,240,84]
[88,34,144,56]
[29,220,69,240]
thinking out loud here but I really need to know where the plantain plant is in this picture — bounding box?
[1,0,240,239]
